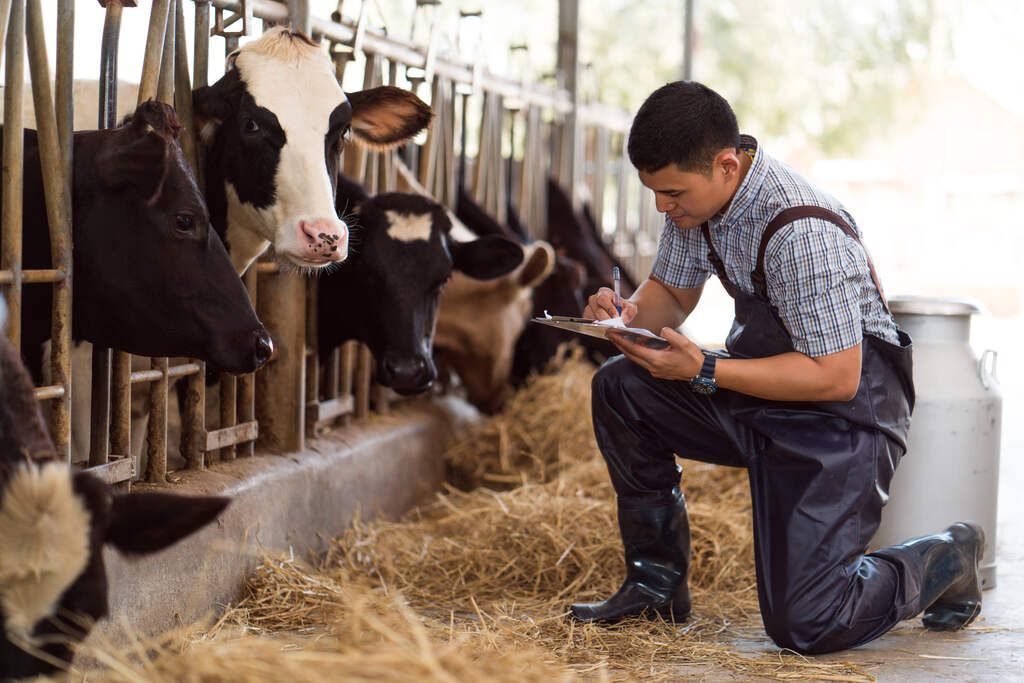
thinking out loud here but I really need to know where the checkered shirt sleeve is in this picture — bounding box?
[765,218,867,357]
[650,219,713,288]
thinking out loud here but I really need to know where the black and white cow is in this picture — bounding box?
[0,302,228,679]
[8,100,272,383]
[192,28,432,275]
[317,177,524,395]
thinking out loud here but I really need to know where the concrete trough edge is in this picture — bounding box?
[91,398,466,643]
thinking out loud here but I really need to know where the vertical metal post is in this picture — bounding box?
[218,372,236,460]
[2,0,25,350]
[236,267,257,457]
[156,0,176,105]
[174,0,199,171]
[138,0,170,104]
[194,0,210,88]
[682,0,695,81]
[53,0,74,462]
[144,357,168,482]
[91,3,123,468]
[26,0,72,459]
[255,271,305,452]
[288,0,310,34]
[556,0,580,206]
[182,366,205,468]
[104,0,132,462]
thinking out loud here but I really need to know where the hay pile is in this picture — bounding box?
[80,346,876,682]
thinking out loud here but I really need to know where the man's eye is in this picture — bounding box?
[174,214,195,232]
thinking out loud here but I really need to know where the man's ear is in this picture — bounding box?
[94,130,169,205]
[105,491,230,555]
[450,235,525,281]
[192,72,238,145]
[347,85,433,149]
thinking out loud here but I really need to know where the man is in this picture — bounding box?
[571,81,984,655]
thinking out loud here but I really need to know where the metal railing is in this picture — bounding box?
[3,0,663,488]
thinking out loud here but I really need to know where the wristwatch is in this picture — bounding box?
[690,352,718,395]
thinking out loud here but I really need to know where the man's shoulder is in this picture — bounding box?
[756,154,859,241]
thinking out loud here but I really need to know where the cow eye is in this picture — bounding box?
[174,213,196,233]
[243,118,260,134]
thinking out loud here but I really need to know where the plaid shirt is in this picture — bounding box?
[651,135,899,357]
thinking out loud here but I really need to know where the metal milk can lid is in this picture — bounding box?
[888,295,986,317]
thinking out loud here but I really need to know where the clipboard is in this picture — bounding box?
[531,313,671,349]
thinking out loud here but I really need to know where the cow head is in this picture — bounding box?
[318,182,523,395]
[73,101,272,374]
[193,28,432,274]
[0,326,228,679]
[434,240,555,413]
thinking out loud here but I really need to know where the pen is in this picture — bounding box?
[612,266,622,316]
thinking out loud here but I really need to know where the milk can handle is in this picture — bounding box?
[978,349,998,389]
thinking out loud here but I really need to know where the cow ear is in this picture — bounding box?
[105,492,229,555]
[347,85,433,149]
[192,77,235,145]
[450,236,524,280]
[94,130,169,205]
[518,240,555,288]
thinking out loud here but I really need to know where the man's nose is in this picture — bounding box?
[655,197,675,213]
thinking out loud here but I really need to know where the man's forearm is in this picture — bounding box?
[715,350,861,402]
[628,278,688,332]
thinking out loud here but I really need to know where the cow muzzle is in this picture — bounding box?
[378,354,436,395]
[207,326,274,374]
[292,216,348,267]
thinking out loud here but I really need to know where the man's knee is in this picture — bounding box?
[592,355,650,408]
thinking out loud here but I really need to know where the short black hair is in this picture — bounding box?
[627,81,739,174]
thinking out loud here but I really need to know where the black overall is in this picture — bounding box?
[591,206,923,654]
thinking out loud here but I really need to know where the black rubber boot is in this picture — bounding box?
[570,488,691,624]
[899,522,986,630]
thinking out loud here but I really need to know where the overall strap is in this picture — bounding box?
[751,206,890,312]
[700,222,740,298]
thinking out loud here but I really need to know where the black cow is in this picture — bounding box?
[192,27,433,275]
[6,100,271,383]
[0,302,229,679]
[546,177,638,297]
[317,177,523,395]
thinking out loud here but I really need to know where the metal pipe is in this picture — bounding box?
[53,0,74,462]
[110,350,131,455]
[89,347,111,467]
[194,0,210,88]
[144,357,169,482]
[207,0,634,127]
[182,362,205,468]
[174,0,199,173]
[26,0,73,461]
[237,266,257,457]
[219,373,237,460]
[682,0,695,81]
[138,0,171,104]
[2,0,26,350]
[99,2,123,128]
[157,0,176,105]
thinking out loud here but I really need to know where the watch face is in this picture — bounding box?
[691,377,717,395]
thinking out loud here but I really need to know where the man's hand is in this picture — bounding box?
[584,287,638,323]
[608,327,704,381]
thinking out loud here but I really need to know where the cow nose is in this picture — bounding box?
[253,329,274,369]
[379,355,434,395]
[298,218,348,262]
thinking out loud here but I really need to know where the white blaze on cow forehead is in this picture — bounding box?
[0,462,91,639]
[385,210,434,243]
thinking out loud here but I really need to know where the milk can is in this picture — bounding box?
[873,296,1002,588]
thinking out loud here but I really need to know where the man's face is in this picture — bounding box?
[639,159,734,230]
